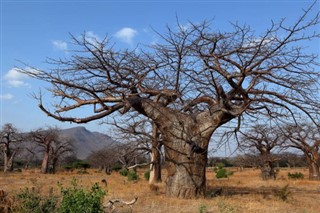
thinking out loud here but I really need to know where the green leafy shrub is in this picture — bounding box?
[213,164,234,179]
[112,164,122,172]
[144,170,150,181]
[72,160,90,170]
[288,172,304,180]
[58,179,106,213]
[119,168,129,176]
[127,171,139,181]
[14,187,57,213]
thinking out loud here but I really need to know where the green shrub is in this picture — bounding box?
[214,165,234,179]
[288,172,304,180]
[14,187,58,213]
[144,170,150,181]
[112,164,122,172]
[72,160,90,170]
[127,171,139,181]
[119,168,129,176]
[58,179,106,213]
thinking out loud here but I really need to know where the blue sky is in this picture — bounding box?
[1,0,319,135]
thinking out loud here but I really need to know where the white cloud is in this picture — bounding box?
[115,27,138,44]
[84,31,101,45]
[0,93,13,100]
[52,40,68,51]
[4,68,26,80]
[4,68,30,88]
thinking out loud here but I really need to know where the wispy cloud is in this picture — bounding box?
[4,68,30,88]
[0,93,13,100]
[115,27,138,44]
[83,31,101,46]
[52,40,68,51]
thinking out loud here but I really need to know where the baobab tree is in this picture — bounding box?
[239,124,283,180]
[28,127,72,174]
[282,123,320,180]
[19,4,320,198]
[48,137,73,173]
[0,123,22,172]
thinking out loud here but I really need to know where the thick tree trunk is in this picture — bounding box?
[164,138,208,198]
[308,162,320,180]
[260,161,276,180]
[149,124,162,184]
[134,99,234,198]
[149,148,162,184]
[3,147,14,173]
[3,151,9,173]
[41,151,50,174]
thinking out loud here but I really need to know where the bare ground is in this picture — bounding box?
[0,167,319,213]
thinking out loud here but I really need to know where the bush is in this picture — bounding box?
[275,184,291,201]
[58,179,106,213]
[112,164,122,172]
[213,164,234,179]
[72,160,90,170]
[288,172,304,180]
[144,170,150,181]
[127,171,139,181]
[119,168,129,176]
[14,187,58,213]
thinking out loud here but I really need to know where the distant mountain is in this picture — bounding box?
[59,126,116,159]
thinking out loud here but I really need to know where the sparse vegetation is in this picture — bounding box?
[214,163,234,179]
[58,179,106,213]
[144,170,150,181]
[198,204,208,213]
[119,168,129,177]
[288,172,304,180]
[127,171,139,181]
[275,184,291,202]
[1,168,320,212]
[14,187,58,213]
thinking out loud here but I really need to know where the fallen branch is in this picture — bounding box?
[103,197,138,212]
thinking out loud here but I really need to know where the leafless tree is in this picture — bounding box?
[282,123,320,180]
[111,116,162,184]
[0,124,22,172]
[87,147,118,173]
[28,127,72,174]
[19,4,320,198]
[48,137,73,173]
[239,124,283,180]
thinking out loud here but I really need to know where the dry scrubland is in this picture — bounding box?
[0,168,320,213]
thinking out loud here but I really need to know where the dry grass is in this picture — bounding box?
[0,167,320,212]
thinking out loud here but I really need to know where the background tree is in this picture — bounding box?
[87,146,118,173]
[0,123,22,172]
[239,124,283,180]
[28,127,72,174]
[282,123,320,180]
[112,116,163,184]
[48,137,73,173]
[20,4,320,198]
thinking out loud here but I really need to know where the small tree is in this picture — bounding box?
[282,123,320,180]
[28,127,73,174]
[0,123,22,172]
[239,124,282,180]
[112,116,162,184]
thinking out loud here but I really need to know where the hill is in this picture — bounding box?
[59,126,116,159]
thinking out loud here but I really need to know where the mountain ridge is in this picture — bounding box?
[59,126,115,159]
